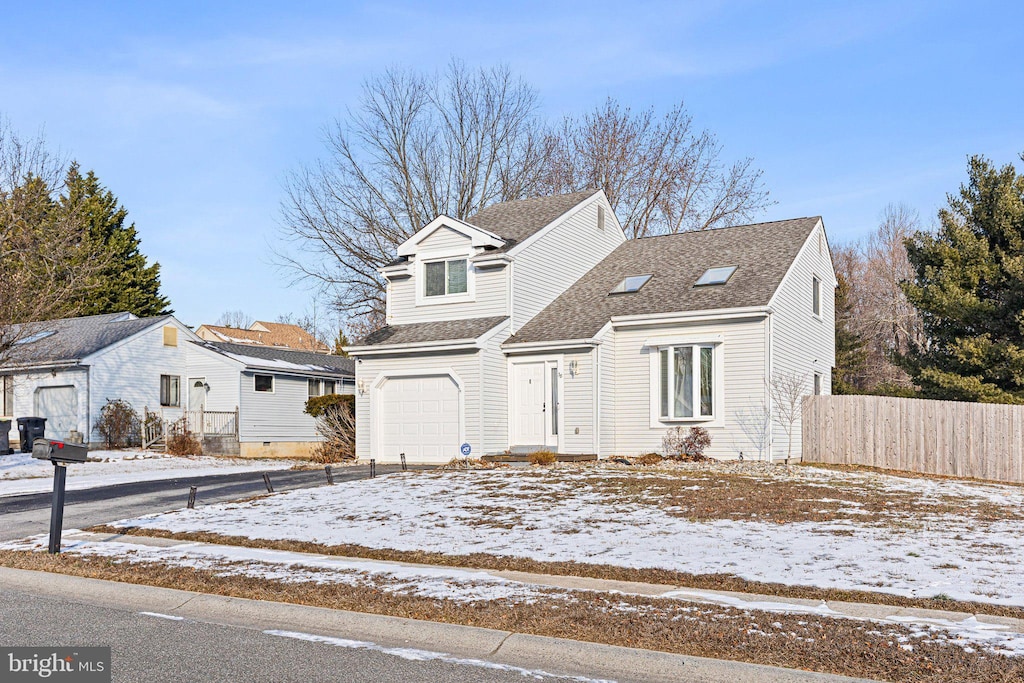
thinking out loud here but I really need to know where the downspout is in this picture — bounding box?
[594,344,601,457]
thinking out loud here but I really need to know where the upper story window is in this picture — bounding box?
[812,275,821,316]
[254,374,274,393]
[658,345,716,420]
[424,258,468,297]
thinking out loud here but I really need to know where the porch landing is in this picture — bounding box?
[481,453,598,463]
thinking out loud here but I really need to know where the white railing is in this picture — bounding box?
[143,406,239,449]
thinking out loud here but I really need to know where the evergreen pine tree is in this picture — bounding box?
[60,164,171,317]
[900,153,1024,403]
[832,271,868,394]
[333,330,350,357]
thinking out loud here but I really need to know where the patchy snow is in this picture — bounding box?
[263,630,613,682]
[6,531,1024,659]
[106,467,1024,609]
[0,449,299,497]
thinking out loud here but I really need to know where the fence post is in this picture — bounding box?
[234,406,240,438]
[325,465,334,485]
[370,458,376,478]
[187,486,197,509]
[262,472,274,493]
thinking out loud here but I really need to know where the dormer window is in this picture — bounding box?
[424,258,468,297]
[610,274,652,294]
[694,266,737,287]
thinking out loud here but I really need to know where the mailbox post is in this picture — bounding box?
[32,438,88,554]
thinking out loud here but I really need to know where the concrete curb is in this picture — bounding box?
[0,567,874,683]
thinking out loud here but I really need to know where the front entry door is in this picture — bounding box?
[189,378,207,411]
[512,361,559,449]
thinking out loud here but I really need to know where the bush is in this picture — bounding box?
[167,431,202,456]
[661,426,712,461]
[94,399,141,448]
[528,450,557,466]
[312,399,356,463]
[305,393,355,418]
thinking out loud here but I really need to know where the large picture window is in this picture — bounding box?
[424,258,468,297]
[658,345,715,419]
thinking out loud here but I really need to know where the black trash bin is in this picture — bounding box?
[17,417,46,453]
[0,419,10,455]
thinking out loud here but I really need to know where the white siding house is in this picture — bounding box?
[348,191,835,464]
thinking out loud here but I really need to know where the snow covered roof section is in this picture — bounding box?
[199,341,354,378]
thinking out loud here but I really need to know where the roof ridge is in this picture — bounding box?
[631,216,821,242]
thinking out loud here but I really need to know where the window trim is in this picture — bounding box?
[812,274,822,317]
[647,339,724,428]
[254,374,275,394]
[308,378,321,398]
[160,374,181,407]
[415,250,475,306]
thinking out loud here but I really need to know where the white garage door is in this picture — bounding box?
[379,375,460,462]
[35,386,78,441]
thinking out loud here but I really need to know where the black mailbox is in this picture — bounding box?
[32,438,88,464]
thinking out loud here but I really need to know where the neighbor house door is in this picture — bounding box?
[189,378,207,411]
[511,361,559,449]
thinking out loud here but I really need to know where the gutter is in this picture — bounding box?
[345,339,481,356]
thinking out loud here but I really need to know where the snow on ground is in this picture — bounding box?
[107,466,1024,609]
[0,449,299,497]
[5,531,1024,658]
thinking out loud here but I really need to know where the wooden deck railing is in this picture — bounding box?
[143,406,239,449]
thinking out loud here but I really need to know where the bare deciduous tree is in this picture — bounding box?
[770,370,808,463]
[542,98,771,237]
[216,310,254,329]
[279,61,549,325]
[0,117,109,366]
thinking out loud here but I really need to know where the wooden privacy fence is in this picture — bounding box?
[802,394,1024,483]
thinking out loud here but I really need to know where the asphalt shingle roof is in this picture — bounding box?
[2,313,173,368]
[506,217,822,345]
[467,190,601,252]
[357,316,508,347]
[202,341,355,377]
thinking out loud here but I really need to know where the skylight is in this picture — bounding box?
[15,330,56,345]
[610,274,652,294]
[694,266,737,287]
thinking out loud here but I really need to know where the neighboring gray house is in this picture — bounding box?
[1,313,354,456]
[185,341,354,458]
[347,190,836,463]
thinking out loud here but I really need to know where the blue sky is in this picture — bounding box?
[2,1,1021,327]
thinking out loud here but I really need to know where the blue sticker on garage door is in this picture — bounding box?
[460,443,471,457]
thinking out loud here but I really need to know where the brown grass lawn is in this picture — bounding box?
[2,548,1022,683]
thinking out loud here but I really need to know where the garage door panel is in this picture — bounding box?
[35,386,78,441]
[380,375,460,463]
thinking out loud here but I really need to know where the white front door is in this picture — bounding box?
[189,378,207,411]
[379,375,460,462]
[512,361,559,449]
[34,386,78,441]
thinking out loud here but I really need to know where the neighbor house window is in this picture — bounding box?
[658,345,715,419]
[163,326,178,347]
[160,375,180,407]
[254,374,274,392]
[812,275,821,316]
[597,205,606,231]
[424,258,468,297]
[308,378,320,398]
[323,380,336,395]
[814,373,822,395]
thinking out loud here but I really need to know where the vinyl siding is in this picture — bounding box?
[86,322,195,443]
[561,349,594,454]
[611,317,769,459]
[355,350,481,462]
[511,196,625,332]
[238,372,319,442]
[480,321,510,454]
[598,330,616,457]
[387,227,510,324]
[184,346,241,412]
[767,222,836,461]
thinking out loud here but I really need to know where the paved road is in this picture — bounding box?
[0,465,408,542]
[0,586,555,683]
